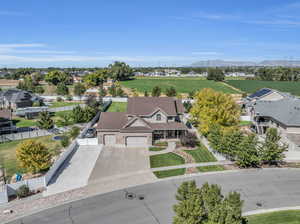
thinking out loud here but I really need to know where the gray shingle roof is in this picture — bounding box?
[0,89,37,103]
[127,97,182,116]
[254,98,300,126]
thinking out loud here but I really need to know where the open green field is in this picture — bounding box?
[185,144,217,163]
[106,102,127,112]
[0,136,61,179]
[150,152,185,168]
[121,78,240,94]
[153,168,186,178]
[247,210,300,224]
[226,80,300,96]
[13,117,37,128]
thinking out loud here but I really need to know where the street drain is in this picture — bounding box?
[125,192,136,200]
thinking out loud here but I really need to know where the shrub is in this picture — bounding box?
[60,135,70,148]
[180,132,198,148]
[68,126,80,139]
[56,97,63,102]
[16,185,30,198]
[66,95,73,101]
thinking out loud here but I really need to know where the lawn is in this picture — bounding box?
[106,102,127,112]
[13,117,37,128]
[226,80,300,96]
[49,101,81,108]
[197,165,225,172]
[247,210,300,224]
[153,168,186,178]
[150,152,185,168]
[149,146,166,152]
[239,120,252,126]
[185,145,217,163]
[121,78,239,94]
[0,136,62,180]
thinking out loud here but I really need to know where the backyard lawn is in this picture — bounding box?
[49,101,81,108]
[247,210,300,224]
[153,168,186,178]
[13,117,37,128]
[106,102,127,112]
[121,78,239,94]
[185,145,217,163]
[150,152,185,168]
[0,136,62,180]
[226,80,300,96]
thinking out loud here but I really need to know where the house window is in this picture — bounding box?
[156,114,161,121]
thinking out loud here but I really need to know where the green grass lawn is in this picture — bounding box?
[247,210,300,224]
[153,168,186,178]
[226,80,300,96]
[149,146,166,152]
[239,120,252,126]
[0,136,62,180]
[150,152,185,168]
[49,101,80,108]
[106,102,127,112]
[185,145,217,163]
[13,117,37,128]
[197,165,225,172]
[121,78,239,94]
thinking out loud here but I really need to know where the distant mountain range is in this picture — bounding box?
[191,60,300,67]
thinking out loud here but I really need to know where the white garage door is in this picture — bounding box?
[126,136,148,147]
[104,135,116,146]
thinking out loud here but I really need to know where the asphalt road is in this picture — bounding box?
[7,169,300,224]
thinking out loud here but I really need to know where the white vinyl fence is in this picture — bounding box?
[0,100,112,204]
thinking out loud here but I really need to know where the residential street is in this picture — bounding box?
[6,169,300,224]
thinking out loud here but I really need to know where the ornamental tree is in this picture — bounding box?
[16,140,51,173]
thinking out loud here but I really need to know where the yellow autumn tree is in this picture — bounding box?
[190,88,240,135]
[16,140,52,174]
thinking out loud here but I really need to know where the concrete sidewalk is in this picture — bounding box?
[44,145,102,196]
[151,160,234,172]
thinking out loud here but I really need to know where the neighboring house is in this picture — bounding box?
[0,109,16,134]
[0,89,42,110]
[97,97,187,147]
[246,89,300,150]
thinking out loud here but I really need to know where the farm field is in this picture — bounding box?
[121,78,240,94]
[226,80,300,96]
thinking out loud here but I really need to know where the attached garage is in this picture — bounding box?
[104,134,116,146]
[126,136,148,147]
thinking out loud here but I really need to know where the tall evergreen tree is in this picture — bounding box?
[37,111,54,130]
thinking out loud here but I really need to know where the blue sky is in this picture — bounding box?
[1,0,300,67]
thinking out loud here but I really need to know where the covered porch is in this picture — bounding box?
[153,129,186,141]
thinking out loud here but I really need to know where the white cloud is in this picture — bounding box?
[0,43,46,49]
[192,51,221,55]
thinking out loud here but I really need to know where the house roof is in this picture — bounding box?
[253,98,300,126]
[127,97,184,116]
[97,112,128,130]
[0,89,39,103]
[248,88,292,100]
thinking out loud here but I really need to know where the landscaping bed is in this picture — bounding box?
[150,152,185,168]
[149,146,166,152]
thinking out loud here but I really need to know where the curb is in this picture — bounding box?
[243,206,300,216]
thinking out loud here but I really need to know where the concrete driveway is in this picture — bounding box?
[87,146,156,194]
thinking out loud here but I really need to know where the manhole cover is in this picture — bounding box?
[256,202,262,207]
[125,192,136,200]
[138,195,145,200]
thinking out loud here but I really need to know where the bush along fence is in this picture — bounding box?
[0,100,112,204]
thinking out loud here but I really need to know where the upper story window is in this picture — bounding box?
[156,114,161,121]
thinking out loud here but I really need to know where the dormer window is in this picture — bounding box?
[156,114,161,121]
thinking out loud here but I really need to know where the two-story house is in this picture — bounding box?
[97,97,187,147]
